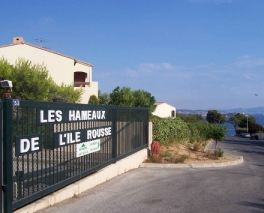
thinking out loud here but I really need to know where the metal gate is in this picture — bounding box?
[1,99,149,212]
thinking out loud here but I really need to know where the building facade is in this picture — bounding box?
[0,37,98,104]
[153,102,176,118]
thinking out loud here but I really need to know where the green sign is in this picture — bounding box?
[76,139,100,157]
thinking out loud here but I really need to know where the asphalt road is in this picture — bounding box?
[38,136,264,213]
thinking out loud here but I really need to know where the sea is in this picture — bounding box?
[224,113,264,136]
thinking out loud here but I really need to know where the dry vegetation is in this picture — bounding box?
[144,141,239,164]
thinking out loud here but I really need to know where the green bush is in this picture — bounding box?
[88,95,99,104]
[151,117,190,145]
[189,122,212,142]
[214,148,224,157]
[151,118,211,145]
[160,150,173,158]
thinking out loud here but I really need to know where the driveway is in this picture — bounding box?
[38,136,264,213]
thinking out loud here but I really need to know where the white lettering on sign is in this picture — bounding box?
[38,109,107,124]
[87,127,112,140]
[59,132,81,146]
[20,139,30,153]
[40,110,62,123]
[20,137,40,154]
[69,110,106,121]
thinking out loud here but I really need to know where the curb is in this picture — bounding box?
[139,156,243,168]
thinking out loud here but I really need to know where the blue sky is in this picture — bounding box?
[1,0,264,110]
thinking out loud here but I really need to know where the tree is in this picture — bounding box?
[249,123,264,133]
[186,114,206,124]
[229,113,256,129]
[107,86,156,114]
[133,89,156,114]
[206,124,227,150]
[109,86,134,106]
[228,113,243,128]
[240,115,256,128]
[98,90,110,105]
[0,58,82,103]
[52,83,82,103]
[206,110,226,124]
[88,95,99,104]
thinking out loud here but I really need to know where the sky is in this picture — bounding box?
[1,0,264,110]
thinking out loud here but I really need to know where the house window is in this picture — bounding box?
[171,110,175,118]
[74,71,88,87]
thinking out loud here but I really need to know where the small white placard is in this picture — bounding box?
[76,139,100,158]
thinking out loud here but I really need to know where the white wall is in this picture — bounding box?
[153,102,176,118]
[0,43,98,104]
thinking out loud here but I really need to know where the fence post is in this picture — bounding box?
[2,99,13,213]
[112,108,117,162]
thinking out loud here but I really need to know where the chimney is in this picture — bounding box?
[13,37,24,44]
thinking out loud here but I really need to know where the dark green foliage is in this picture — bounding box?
[0,58,82,103]
[206,110,226,124]
[240,115,256,128]
[52,83,82,103]
[109,86,134,106]
[101,86,156,115]
[176,113,186,121]
[186,114,206,124]
[248,123,264,133]
[214,148,224,157]
[88,95,99,104]
[229,113,257,132]
[151,117,225,146]
[177,113,206,124]
[133,89,156,113]
[188,122,209,142]
[229,113,243,128]
[206,124,227,150]
[98,90,110,104]
[151,117,190,144]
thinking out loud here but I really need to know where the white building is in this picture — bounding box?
[0,37,98,104]
[153,102,176,118]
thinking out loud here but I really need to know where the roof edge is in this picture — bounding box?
[0,42,93,67]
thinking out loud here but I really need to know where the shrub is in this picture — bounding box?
[190,137,195,143]
[151,117,190,145]
[214,148,224,157]
[188,122,209,142]
[160,150,173,158]
[88,95,99,104]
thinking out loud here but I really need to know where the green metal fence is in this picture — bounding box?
[1,99,149,212]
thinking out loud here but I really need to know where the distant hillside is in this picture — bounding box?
[178,107,264,115]
[222,107,264,114]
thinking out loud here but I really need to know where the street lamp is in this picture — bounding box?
[240,108,248,133]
